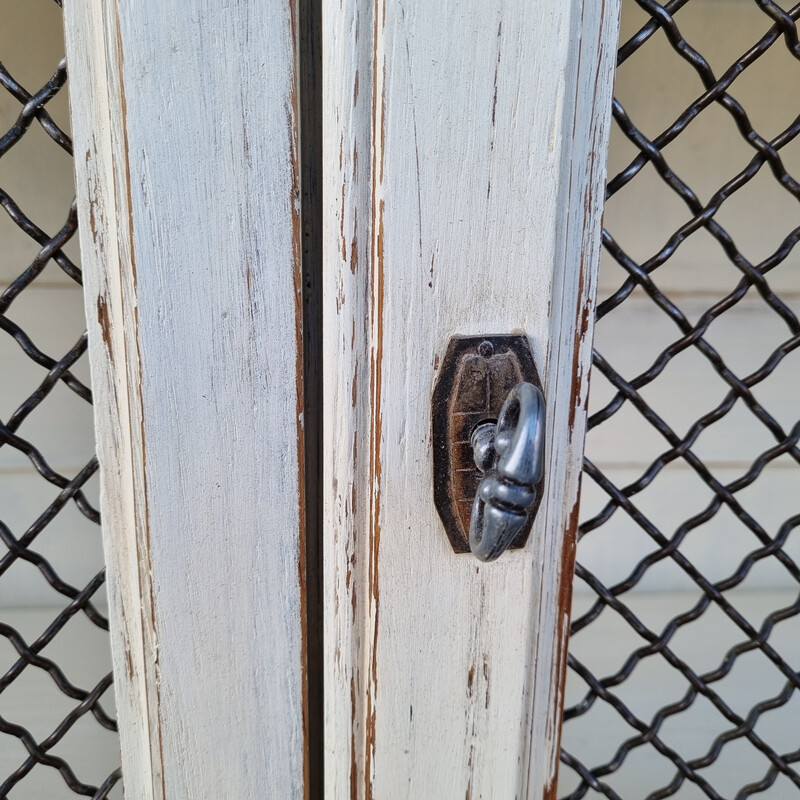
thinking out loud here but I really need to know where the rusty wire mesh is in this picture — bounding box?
[560,1,800,798]
[0,1,120,797]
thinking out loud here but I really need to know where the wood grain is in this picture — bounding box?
[323,0,620,797]
[64,3,308,798]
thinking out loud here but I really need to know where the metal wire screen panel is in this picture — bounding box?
[0,1,120,797]
[560,2,800,799]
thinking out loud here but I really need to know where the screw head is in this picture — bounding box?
[478,340,494,359]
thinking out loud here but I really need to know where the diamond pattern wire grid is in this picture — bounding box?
[0,1,120,798]
[560,2,800,799]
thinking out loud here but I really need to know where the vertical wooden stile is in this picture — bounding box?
[63,2,309,798]
[323,1,621,797]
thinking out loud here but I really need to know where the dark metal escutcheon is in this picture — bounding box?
[432,334,544,554]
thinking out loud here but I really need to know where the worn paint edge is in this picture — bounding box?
[287,0,312,793]
[523,0,621,797]
[63,1,164,797]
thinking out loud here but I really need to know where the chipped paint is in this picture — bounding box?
[324,1,619,798]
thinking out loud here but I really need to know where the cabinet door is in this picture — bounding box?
[64,3,308,798]
[323,0,619,797]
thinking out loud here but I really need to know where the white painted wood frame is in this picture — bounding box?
[63,3,308,798]
[323,0,620,797]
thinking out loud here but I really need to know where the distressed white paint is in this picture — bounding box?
[323,0,620,797]
[63,3,307,799]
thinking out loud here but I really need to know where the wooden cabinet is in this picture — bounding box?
[63,1,619,797]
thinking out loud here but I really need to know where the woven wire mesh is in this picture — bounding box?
[0,1,120,797]
[560,1,800,798]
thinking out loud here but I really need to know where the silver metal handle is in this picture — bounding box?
[468,382,546,562]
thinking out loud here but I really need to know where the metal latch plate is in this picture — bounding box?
[432,334,543,554]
